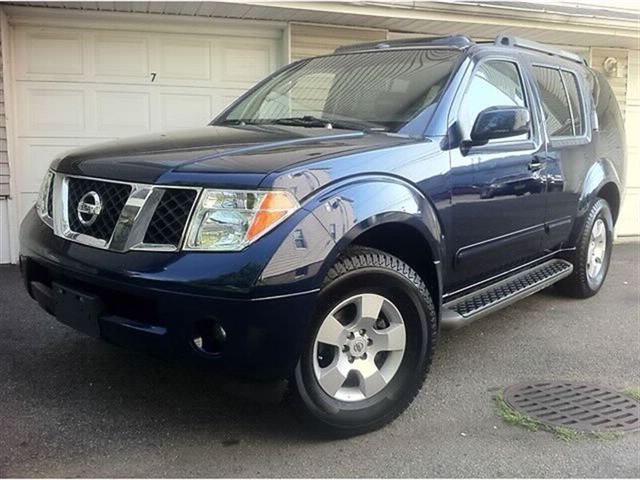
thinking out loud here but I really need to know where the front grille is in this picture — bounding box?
[48,174,200,251]
[67,178,131,241]
[144,188,197,246]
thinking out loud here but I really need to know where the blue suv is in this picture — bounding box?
[19,35,626,436]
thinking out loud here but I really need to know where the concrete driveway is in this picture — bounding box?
[1,243,639,478]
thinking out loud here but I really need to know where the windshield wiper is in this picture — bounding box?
[271,116,384,132]
[217,119,255,126]
[218,116,387,132]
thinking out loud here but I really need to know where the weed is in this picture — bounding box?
[623,387,640,401]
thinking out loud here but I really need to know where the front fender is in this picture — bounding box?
[260,175,443,292]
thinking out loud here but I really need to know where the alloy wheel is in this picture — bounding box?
[587,218,607,280]
[312,293,406,402]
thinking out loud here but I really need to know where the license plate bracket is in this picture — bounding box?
[52,282,103,338]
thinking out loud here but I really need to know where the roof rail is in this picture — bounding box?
[334,35,474,54]
[495,35,587,65]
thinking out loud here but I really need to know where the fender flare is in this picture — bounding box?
[570,158,622,245]
[303,175,444,292]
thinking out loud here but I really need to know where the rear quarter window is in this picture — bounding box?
[561,70,585,136]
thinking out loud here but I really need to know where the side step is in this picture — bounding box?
[441,259,573,329]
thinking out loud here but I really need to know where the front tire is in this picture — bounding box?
[288,247,437,437]
[557,198,614,298]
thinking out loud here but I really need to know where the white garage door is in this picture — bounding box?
[12,23,282,222]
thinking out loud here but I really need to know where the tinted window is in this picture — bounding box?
[459,60,528,142]
[532,66,573,137]
[562,70,584,135]
[221,49,461,132]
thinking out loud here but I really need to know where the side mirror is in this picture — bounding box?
[470,106,530,145]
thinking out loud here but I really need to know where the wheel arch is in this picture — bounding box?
[568,158,623,247]
[349,222,442,313]
[596,182,621,224]
[578,158,622,220]
[304,176,445,310]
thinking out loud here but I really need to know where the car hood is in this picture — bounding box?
[52,125,413,188]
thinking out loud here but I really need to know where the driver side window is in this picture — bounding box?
[459,60,529,143]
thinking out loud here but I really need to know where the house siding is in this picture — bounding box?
[290,23,386,61]
[616,49,640,236]
[0,26,8,199]
[0,15,10,263]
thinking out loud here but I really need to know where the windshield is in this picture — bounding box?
[216,49,461,132]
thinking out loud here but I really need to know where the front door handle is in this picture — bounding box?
[528,156,544,171]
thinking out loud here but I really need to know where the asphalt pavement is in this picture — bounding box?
[1,242,639,477]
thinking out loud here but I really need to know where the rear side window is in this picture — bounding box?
[561,70,585,135]
[532,66,584,137]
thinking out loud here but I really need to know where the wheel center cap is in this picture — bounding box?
[347,334,368,358]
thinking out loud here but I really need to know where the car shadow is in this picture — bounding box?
[8,329,330,446]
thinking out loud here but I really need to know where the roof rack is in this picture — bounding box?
[495,35,587,65]
[334,35,474,54]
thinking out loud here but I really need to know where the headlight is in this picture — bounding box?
[36,170,54,226]
[184,189,299,251]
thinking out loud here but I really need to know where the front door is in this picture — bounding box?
[447,57,547,289]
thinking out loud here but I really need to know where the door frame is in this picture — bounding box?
[444,50,548,285]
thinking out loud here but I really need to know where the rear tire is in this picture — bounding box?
[556,198,613,298]
[287,247,437,437]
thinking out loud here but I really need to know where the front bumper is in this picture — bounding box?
[20,210,319,379]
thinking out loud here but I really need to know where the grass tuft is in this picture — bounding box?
[553,426,581,442]
[591,431,624,441]
[623,387,640,401]
[496,393,542,432]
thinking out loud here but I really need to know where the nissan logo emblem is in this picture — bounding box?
[77,191,102,226]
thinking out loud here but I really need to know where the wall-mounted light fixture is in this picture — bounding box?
[603,56,619,77]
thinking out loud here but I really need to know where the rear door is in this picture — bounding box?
[528,64,593,249]
[447,55,547,289]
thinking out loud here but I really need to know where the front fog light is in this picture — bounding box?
[184,189,299,251]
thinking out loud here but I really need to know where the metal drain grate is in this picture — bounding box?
[504,381,640,433]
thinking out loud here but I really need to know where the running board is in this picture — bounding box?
[441,259,573,329]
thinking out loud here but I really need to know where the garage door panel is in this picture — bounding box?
[159,93,212,130]
[617,189,639,236]
[217,40,277,87]
[16,138,116,220]
[94,34,150,79]
[19,86,86,135]
[96,91,151,134]
[19,142,86,192]
[18,192,38,221]
[158,38,212,82]
[17,28,84,78]
[212,90,245,116]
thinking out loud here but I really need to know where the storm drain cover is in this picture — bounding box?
[504,381,640,433]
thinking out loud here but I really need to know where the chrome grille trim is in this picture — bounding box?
[49,172,201,252]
